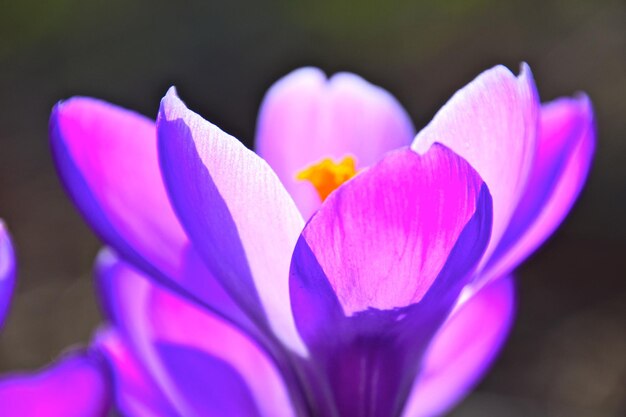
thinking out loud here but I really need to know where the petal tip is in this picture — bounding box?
[165,85,178,98]
[285,66,327,83]
[160,86,185,121]
[517,62,539,103]
[95,247,118,271]
[0,220,15,278]
[519,61,532,77]
[262,67,327,103]
[49,98,76,134]
[574,92,593,113]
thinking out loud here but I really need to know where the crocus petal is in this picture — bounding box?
[483,96,595,282]
[289,145,493,416]
[49,98,249,334]
[403,276,515,417]
[0,221,16,328]
[50,98,186,285]
[412,64,539,264]
[96,249,297,417]
[157,87,306,354]
[256,67,415,218]
[0,352,111,417]
[95,328,179,417]
[292,145,491,316]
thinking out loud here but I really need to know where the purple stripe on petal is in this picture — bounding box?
[289,145,493,417]
[157,88,306,355]
[49,98,249,338]
[256,67,415,218]
[412,64,540,265]
[96,250,297,417]
[0,221,16,328]
[403,276,515,417]
[483,96,595,282]
[95,328,180,417]
[0,352,111,417]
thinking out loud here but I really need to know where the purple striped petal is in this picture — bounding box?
[0,353,111,417]
[412,64,539,265]
[157,88,306,354]
[0,221,16,328]
[403,276,515,417]
[96,249,296,417]
[483,96,595,282]
[95,328,179,417]
[49,98,249,334]
[256,67,415,218]
[289,145,493,416]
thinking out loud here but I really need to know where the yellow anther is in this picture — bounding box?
[296,156,358,201]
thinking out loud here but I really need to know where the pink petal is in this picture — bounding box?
[403,276,515,417]
[412,64,540,265]
[0,353,111,417]
[0,221,16,328]
[50,98,248,334]
[288,146,493,416]
[157,88,306,354]
[256,67,415,218]
[483,95,595,282]
[294,145,491,316]
[96,249,297,417]
[50,98,187,284]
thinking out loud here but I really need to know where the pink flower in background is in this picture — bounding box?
[0,64,594,416]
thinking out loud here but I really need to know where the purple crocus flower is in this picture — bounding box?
[0,64,594,416]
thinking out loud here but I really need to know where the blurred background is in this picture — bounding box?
[0,0,624,415]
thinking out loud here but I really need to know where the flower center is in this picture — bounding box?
[296,156,358,201]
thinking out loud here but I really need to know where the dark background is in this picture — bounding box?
[0,0,624,415]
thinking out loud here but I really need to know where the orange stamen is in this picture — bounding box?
[296,156,358,201]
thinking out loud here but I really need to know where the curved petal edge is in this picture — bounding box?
[157,87,306,355]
